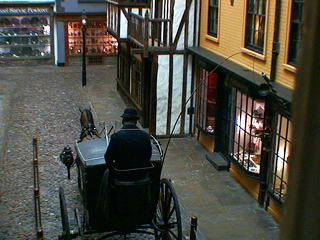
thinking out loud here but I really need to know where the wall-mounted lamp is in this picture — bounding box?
[230,0,234,6]
[258,73,277,96]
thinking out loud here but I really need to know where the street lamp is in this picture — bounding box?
[81,11,88,86]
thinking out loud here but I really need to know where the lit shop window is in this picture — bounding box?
[0,15,51,58]
[67,21,117,55]
[268,115,291,203]
[196,70,218,134]
[231,90,265,173]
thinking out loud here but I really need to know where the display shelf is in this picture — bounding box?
[0,16,51,58]
[68,21,118,56]
[233,152,260,173]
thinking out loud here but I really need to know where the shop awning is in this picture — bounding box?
[187,46,293,102]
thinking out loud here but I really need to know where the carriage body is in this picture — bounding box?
[58,109,182,239]
[75,137,162,231]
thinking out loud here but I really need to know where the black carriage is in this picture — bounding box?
[59,133,183,239]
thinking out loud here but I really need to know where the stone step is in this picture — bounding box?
[206,152,229,171]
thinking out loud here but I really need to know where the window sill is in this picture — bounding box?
[241,48,266,61]
[196,124,215,137]
[205,35,219,44]
[283,63,297,74]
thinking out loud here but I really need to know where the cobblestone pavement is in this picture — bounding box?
[0,65,153,239]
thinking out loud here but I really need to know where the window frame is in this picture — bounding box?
[196,68,218,136]
[229,89,265,175]
[287,0,304,66]
[207,0,219,38]
[267,114,291,206]
[245,0,267,54]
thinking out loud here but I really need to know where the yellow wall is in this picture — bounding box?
[199,0,296,90]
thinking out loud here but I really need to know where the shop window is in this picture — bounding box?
[196,70,218,134]
[208,0,219,38]
[245,0,266,54]
[230,90,265,173]
[288,0,304,66]
[0,15,51,58]
[67,21,117,56]
[267,115,291,203]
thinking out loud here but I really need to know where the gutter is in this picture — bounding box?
[270,0,282,82]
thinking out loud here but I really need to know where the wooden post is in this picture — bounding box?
[190,216,198,240]
[33,138,43,239]
[143,11,149,57]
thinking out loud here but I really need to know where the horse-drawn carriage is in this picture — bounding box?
[58,109,183,239]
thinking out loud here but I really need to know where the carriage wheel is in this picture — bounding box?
[154,178,182,240]
[59,187,71,240]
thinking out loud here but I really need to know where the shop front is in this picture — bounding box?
[0,0,54,66]
[188,47,292,222]
[55,13,118,66]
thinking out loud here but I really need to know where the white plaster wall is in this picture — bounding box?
[61,0,106,13]
[173,0,185,50]
[156,55,170,135]
[120,9,128,38]
[170,55,184,133]
[55,21,65,65]
[188,0,196,47]
[156,54,192,135]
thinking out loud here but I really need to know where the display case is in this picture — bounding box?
[0,16,51,58]
[68,21,118,56]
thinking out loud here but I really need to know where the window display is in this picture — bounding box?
[68,21,118,56]
[267,115,291,203]
[196,70,218,134]
[0,15,51,58]
[231,90,265,173]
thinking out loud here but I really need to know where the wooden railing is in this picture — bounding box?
[128,11,173,56]
[106,3,118,36]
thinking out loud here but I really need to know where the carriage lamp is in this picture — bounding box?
[81,11,88,86]
[60,146,74,179]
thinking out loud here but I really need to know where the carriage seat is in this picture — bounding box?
[110,164,154,216]
[97,164,155,227]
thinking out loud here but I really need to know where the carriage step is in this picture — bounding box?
[206,152,229,171]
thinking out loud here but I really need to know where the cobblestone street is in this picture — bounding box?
[0,65,133,239]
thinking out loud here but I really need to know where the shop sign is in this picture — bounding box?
[0,7,49,14]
